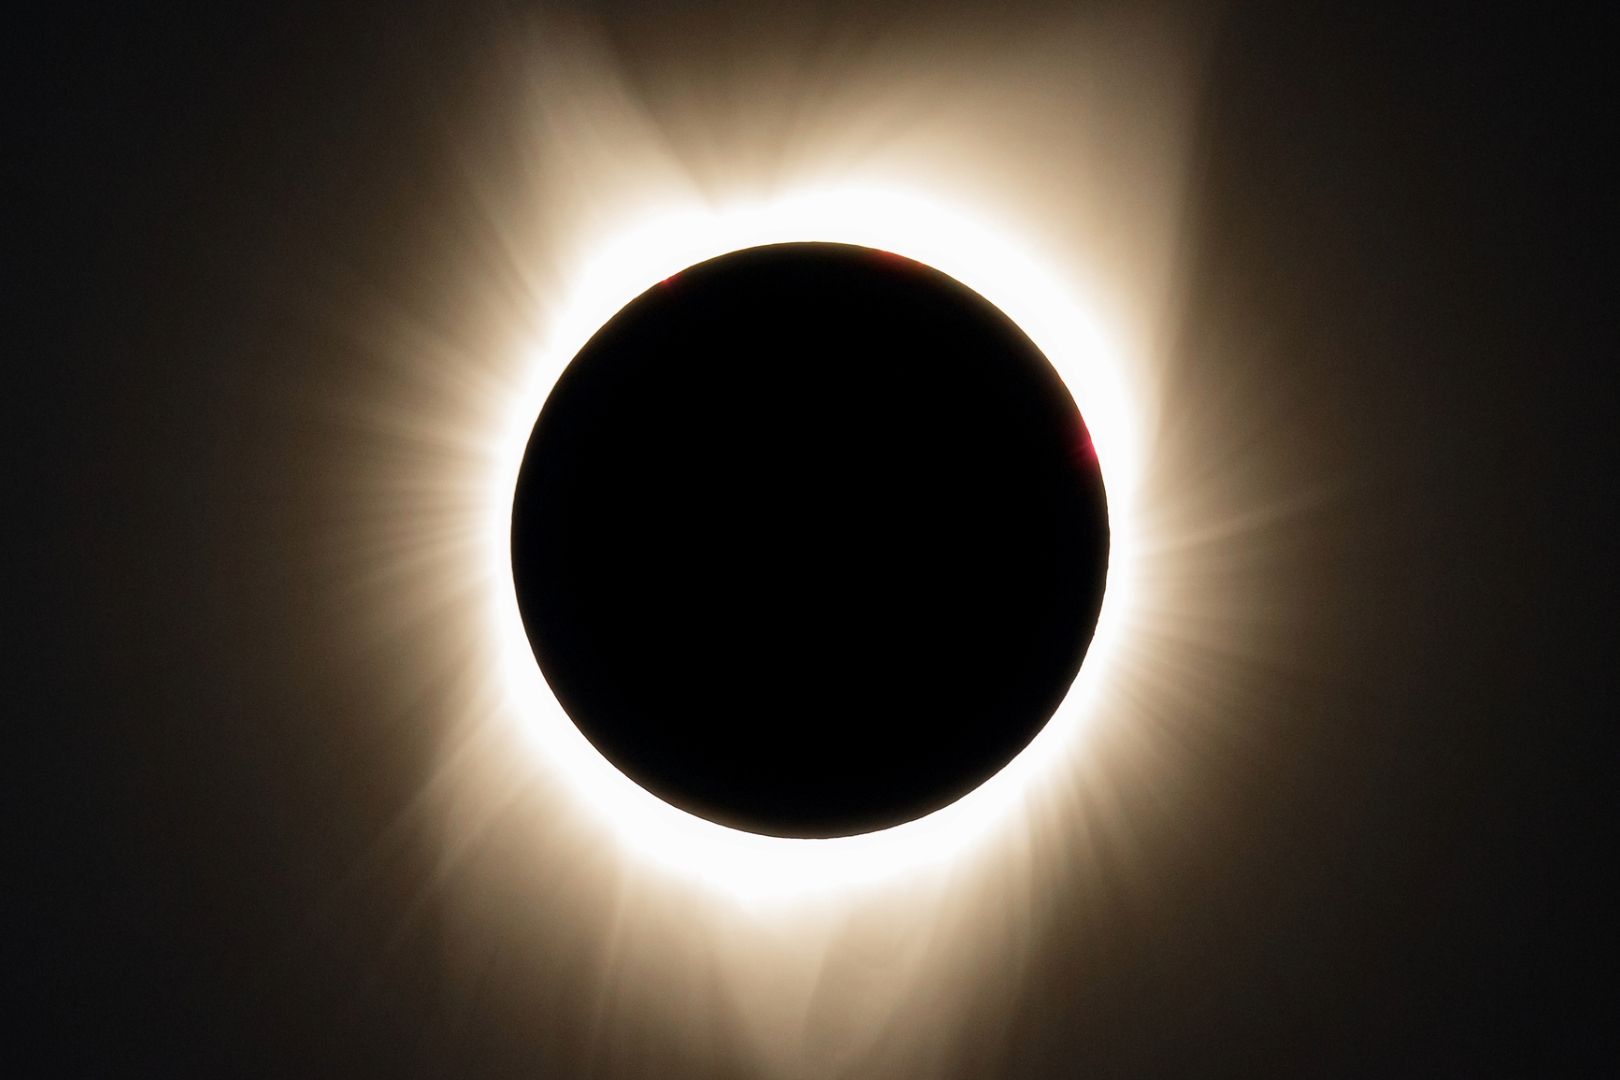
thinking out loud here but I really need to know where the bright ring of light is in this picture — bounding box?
[487,184,1142,902]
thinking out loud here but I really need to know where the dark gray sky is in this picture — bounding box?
[10,3,1607,1076]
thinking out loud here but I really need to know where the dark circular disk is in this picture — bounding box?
[510,242,1108,838]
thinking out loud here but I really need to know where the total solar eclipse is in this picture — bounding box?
[510,242,1108,839]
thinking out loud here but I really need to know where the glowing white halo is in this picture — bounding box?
[485,185,1141,902]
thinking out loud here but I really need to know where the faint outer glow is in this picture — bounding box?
[485,187,1142,901]
[330,11,1243,1073]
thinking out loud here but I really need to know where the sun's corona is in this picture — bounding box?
[485,187,1140,901]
